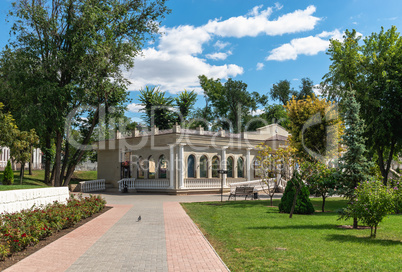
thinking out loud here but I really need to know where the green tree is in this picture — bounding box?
[260,104,289,129]
[138,86,175,129]
[306,162,337,212]
[323,26,402,185]
[175,90,198,124]
[2,160,14,185]
[0,103,17,147]
[199,75,266,132]
[297,77,315,100]
[10,129,39,184]
[338,89,372,228]
[0,0,170,186]
[270,80,296,105]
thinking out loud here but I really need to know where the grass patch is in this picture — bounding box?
[182,198,402,272]
[0,170,97,189]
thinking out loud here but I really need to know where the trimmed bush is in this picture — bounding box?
[2,160,14,185]
[0,194,106,260]
[279,175,315,214]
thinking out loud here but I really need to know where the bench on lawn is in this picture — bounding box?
[228,186,255,200]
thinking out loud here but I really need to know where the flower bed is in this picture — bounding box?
[0,194,106,260]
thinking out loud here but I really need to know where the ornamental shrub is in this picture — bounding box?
[0,194,106,260]
[340,179,394,238]
[279,174,315,215]
[2,160,14,185]
[389,176,402,214]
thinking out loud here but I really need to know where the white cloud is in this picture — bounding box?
[126,48,243,94]
[206,51,232,60]
[203,5,320,38]
[251,109,264,116]
[127,103,143,113]
[266,29,342,61]
[256,62,264,70]
[126,4,322,93]
[214,40,230,50]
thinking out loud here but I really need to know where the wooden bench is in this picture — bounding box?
[228,186,255,200]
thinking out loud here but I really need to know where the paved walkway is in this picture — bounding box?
[5,192,231,272]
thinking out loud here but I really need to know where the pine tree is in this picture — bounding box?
[2,160,14,185]
[338,88,372,228]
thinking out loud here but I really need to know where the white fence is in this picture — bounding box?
[184,178,222,189]
[118,178,170,191]
[80,179,106,193]
[0,187,69,214]
[229,178,286,193]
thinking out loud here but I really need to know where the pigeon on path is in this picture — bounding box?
[137,215,141,222]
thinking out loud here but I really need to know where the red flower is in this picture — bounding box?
[14,239,19,242]
[21,233,27,238]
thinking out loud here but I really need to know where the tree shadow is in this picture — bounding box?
[248,224,339,230]
[326,234,402,246]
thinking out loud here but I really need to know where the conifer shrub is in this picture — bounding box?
[279,175,315,214]
[2,160,14,185]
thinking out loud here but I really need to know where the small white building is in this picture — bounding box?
[96,123,289,194]
[0,147,42,170]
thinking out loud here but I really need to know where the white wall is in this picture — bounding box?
[0,187,70,214]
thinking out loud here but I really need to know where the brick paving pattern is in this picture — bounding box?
[4,193,238,272]
[164,202,228,272]
[4,204,132,272]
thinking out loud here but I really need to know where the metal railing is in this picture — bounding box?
[80,179,106,193]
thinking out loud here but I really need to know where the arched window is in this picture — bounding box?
[148,156,156,179]
[254,159,262,178]
[227,157,234,178]
[237,157,244,178]
[137,157,145,179]
[212,156,220,178]
[200,155,208,178]
[158,155,168,179]
[187,155,195,178]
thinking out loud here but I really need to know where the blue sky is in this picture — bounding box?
[1,0,401,123]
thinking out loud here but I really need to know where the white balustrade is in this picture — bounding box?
[79,179,106,193]
[118,178,136,191]
[0,187,69,214]
[183,178,223,189]
[118,178,170,191]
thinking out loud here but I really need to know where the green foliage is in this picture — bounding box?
[198,75,267,132]
[323,26,402,184]
[340,180,395,238]
[389,176,402,213]
[270,79,296,105]
[279,175,315,214]
[2,160,14,185]
[0,194,106,260]
[306,162,338,212]
[0,102,17,147]
[338,89,372,199]
[138,86,175,129]
[259,104,290,130]
[175,89,198,124]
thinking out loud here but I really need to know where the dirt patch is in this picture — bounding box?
[337,225,371,229]
[0,206,112,271]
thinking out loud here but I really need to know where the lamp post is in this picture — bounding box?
[218,169,228,202]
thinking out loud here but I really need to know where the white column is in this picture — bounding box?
[178,144,185,189]
[169,144,175,189]
[221,147,227,187]
[246,148,251,181]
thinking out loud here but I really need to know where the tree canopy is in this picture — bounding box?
[322,26,402,184]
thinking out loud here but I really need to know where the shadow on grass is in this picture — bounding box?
[326,234,402,246]
[248,224,339,230]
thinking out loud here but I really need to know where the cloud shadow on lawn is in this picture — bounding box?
[326,234,402,246]
[248,224,339,230]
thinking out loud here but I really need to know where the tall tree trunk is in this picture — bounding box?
[377,139,396,186]
[353,217,358,229]
[322,195,326,213]
[60,142,70,186]
[53,131,63,187]
[44,136,52,185]
[29,146,33,175]
[289,187,300,218]
[20,162,25,185]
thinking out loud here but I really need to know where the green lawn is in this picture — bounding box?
[0,170,97,190]
[182,198,402,272]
